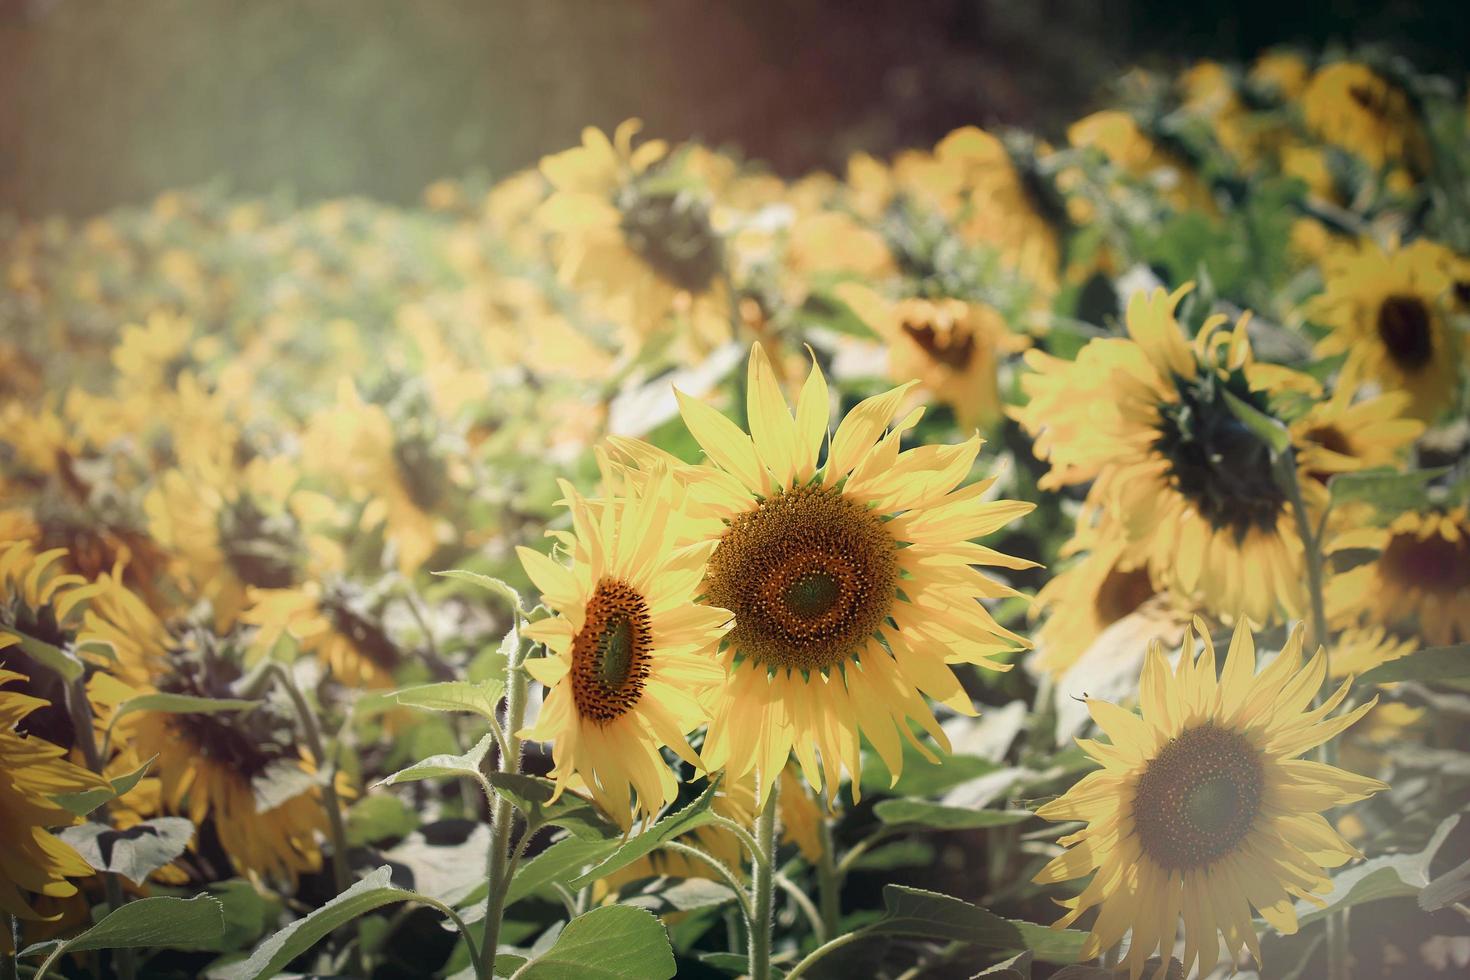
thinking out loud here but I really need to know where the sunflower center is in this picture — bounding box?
[1133,724,1265,870]
[901,316,976,371]
[570,579,653,723]
[218,494,302,589]
[1093,564,1156,626]
[1376,295,1433,372]
[1153,372,1287,541]
[1381,528,1470,595]
[617,185,723,294]
[705,484,898,673]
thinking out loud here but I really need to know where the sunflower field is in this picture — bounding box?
[4,46,1470,980]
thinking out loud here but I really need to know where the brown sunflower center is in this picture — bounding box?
[218,494,302,589]
[1381,528,1470,595]
[901,317,976,370]
[1093,564,1156,626]
[705,484,898,673]
[1133,724,1265,870]
[569,579,653,723]
[617,185,723,294]
[1376,294,1434,372]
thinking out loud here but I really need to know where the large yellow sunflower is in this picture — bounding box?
[1301,62,1428,174]
[1014,286,1322,623]
[0,670,106,920]
[1034,619,1385,977]
[657,345,1032,803]
[1309,237,1464,422]
[516,466,730,825]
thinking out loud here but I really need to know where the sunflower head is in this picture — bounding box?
[615,179,724,295]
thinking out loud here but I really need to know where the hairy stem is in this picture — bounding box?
[747,776,779,980]
[480,635,530,978]
[815,814,840,942]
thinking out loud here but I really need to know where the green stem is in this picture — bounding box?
[747,776,779,980]
[3,912,18,980]
[661,841,753,920]
[782,930,864,980]
[815,814,841,942]
[480,638,530,978]
[774,873,824,943]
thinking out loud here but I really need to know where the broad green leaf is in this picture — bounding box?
[567,779,722,888]
[860,743,1001,797]
[621,876,740,916]
[504,837,617,909]
[1289,814,1459,928]
[845,839,937,872]
[868,886,1087,963]
[1357,645,1470,687]
[11,631,84,682]
[383,822,492,905]
[873,800,1033,831]
[1220,388,1290,455]
[1420,857,1470,912]
[976,950,1033,979]
[394,679,507,721]
[1328,467,1447,512]
[512,905,675,980]
[103,692,260,745]
[203,880,283,954]
[54,753,157,817]
[487,773,620,840]
[374,731,497,790]
[213,866,472,980]
[60,817,195,886]
[434,569,525,614]
[24,894,224,979]
[346,792,421,846]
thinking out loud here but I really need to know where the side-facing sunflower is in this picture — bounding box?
[1034,619,1385,978]
[243,580,403,690]
[1309,237,1463,422]
[0,670,107,921]
[1014,285,1322,623]
[653,345,1032,803]
[1301,62,1428,175]
[1290,386,1424,485]
[516,466,730,824]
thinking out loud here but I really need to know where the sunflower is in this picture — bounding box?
[1066,110,1215,215]
[1248,50,1310,102]
[1327,506,1470,646]
[243,581,403,689]
[1034,619,1386,977]
[1014,285,1321,623]
[1309,238,1463,422]
[537,119,731,356]
[0,669,106,920]
[834,283,1029,430]
[1301,62,1427,174]
[516,466,730,825]
[651,344,1031,803]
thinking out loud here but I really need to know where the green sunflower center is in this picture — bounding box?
[705,484,899,673]
[1153,371,1287,541]
[617,184,723,294]
[570,579,653,723]
[1375,294,1434,372]
[1133,723,1265,871]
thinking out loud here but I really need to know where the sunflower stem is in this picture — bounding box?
[815,813,841,942]
[748,775,780,980]
[480,633,530,979]
[4,913,19,980]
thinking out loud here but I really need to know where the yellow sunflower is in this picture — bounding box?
[834,283,1030,431]
[1290,385,1424,485]
[1309,237,1463,422]
[1327,506,1470,646]
[1066,110,1215,215]
[1034,619,1385,977]
[1301,62,1428,174]
[243,582,403,690]
[1248,50,1310,101]
[0,669,106,920]
[516,466,730,825]
[659,344,1032,803]
[1014,286,1321,623]
[537,119,731,356]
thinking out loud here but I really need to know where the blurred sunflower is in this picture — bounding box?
[1067,110,1215,215]
[0,669,106,921]
[243,581,403,689]
[537,119,731,355]
[1302,62,1427,174]
[1290,386,1424,484]
[835,283,1029,430]
[1034,620,1385,977]
[1248,50,1310,102]
[516,466,730,824]
[1309,238,1463,422]
[1014,286,1320,623]
[1327,505,1470,645]
[665,345,1032,802]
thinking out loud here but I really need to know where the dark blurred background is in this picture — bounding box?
[2,0,1467,219]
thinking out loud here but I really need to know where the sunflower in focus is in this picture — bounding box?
[1309,238,1463,422]
[1302,62,1427,174]
[658,345,1031,802]
[1014,286,1320,623]
[516,466,730,824]
[0,669,106,920]
[537,119,731,356]
[1034,619,1385,977]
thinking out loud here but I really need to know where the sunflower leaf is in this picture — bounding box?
[567,778,722,888]
[54,752,158,817]
[487,772,621,840]
[60,817,195,886]
[510,905,675,980]
[433,569,525,614]
[866,886,1088,963]
[393,679,507,721]
[873,799,1034,831]
[103,692,261,749]
[22,894,224,978]
[619,876,740,915]
[11,631,85,682]
[1356,644,1470,687]
[374,731,497,792]
[1220,388,1291,455]
[1327,466,1448,513]
[1287,814,1461,928]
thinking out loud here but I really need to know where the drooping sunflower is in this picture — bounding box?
[660,345,1032,802]
[1309,237,1463,422]
[1327,505,1470,646]
[1034,619,1385,978]
[0,669,107,920]
[1014,285,1322,623]
[1301,62,1428,174]
[516,467,731,825]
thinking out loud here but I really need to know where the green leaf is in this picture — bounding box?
[860,745,1001,797]
[1220,388,1290,455]
[697,952,748,975]
[873,800,1033,831]
[845,839,937,872]
[60,817,195,886]
[976,950,1033,979]
[251,758,325,811]
[434,569,525,614]
[1328,467,1448,512]
[1357,644,1470,687]
[54,753,157,817]
[567,779,722,888]
[11,631,84,682]
[1288,814,1460,928]
[393,679,507,721]
[24,894,224,979]
[512,905,675,980]
[383,822,492,905]
[346,792,421,846]
[500,837,618,910]
[487,773,620,840]
[104,692,260,747]
[202,880,283,954]
[620,877,740,916]
[374,731,497,790]
[868,886,1087,964]
[213,866,473,980]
